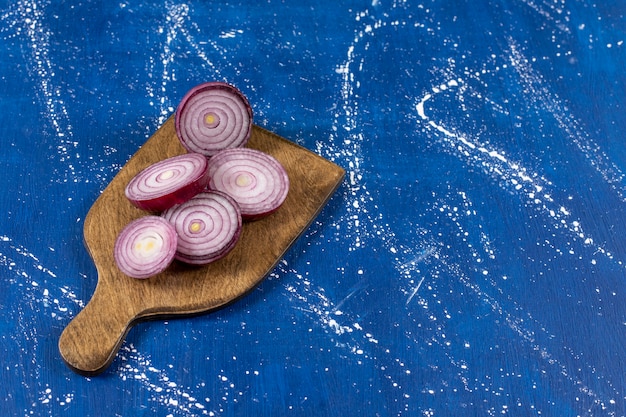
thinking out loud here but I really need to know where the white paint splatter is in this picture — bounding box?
[414,45,620,266]
[115,343,251,416]
[146,2,234,126]
[507,38,626,204]
[1,0,77,180]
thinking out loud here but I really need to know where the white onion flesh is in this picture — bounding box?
[162,191,242,265]
[125,153,209,212]
[114,216,178,279]
[207,148,289,220]
[175,82,252,156]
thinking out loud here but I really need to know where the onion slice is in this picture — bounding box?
[175,82,253,156]
[162,191,242,265]
[207,148,289,220]
[114,216,178,279]
[125,153,210,212]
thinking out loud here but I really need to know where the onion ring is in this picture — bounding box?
[175,82,253,156]
[125,153,209,212]
[207,148,289,220]
[162,191,242,265]
[114,216,178,279]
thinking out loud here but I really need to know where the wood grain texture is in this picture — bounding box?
[58,117,345,376]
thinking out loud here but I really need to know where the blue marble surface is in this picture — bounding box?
[1,0,625,415]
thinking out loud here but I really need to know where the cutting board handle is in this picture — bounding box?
[58,284,139,376]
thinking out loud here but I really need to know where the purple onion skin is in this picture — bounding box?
[174,82,253,156]
[128,171,209,212]
[125,154,210,213]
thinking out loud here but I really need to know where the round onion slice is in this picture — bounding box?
[175,82,253,156]
[207,148,289,220]
[162,191,242,265]
[125,153,210,212]
[114,216,178,279]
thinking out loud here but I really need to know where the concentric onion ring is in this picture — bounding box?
[114,216,178,279]
[162,191,242,265]
[207,148,289,220]
[125,153,209,212]
[175,82,253,156]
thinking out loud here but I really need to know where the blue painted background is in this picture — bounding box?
[1,0,625,415]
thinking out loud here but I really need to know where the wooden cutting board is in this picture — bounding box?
[58,117,345,376]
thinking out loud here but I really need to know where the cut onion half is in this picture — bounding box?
[125,153,209,212]
[114,216,178,279]
[162,191,242,265]
[175,82,253,156]
[207,148,289,220]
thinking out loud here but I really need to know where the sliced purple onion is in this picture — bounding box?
[207,148,289,220]
[114,216,178,279]
[125,153,209,212]
[175,82,253,157]
[162,191,242,265]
